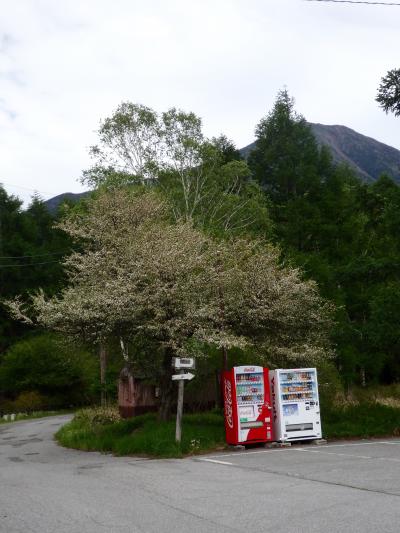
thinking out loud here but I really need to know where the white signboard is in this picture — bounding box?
[172,372,195,381]
[172,357,195,370]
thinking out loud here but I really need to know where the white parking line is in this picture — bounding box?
[202,448,290,460]
[295,449,373,460]
[200,459,233,466]
[201,440,400,461]
[321,441,400,448]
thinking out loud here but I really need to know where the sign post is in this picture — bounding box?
[172,358,195,443]
[175,370,184,443]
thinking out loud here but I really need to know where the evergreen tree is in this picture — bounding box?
[376,68,400,117]
[248,89,321,202]
[248,91,400,386]
[0,187,72,353]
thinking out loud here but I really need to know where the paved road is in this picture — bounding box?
[1,416,400,533]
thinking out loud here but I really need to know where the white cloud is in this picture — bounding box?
[0,0,399,205]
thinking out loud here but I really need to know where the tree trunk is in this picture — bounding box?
[360,367,366,388]
[218,283,228,372]
[213,261,228,409]
[99,343,108,407]
[175,378,184,443]
[158,347,174,422]
[215,369,222,409]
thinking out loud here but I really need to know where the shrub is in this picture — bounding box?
[12,391,49,413]
[0,333,97,407]
[75,405,121,427]
[317,361,344,412]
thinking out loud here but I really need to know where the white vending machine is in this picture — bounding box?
[269,368,322,442]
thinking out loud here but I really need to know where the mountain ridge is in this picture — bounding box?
[240,122,400,184]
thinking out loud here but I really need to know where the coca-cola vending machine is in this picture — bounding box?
[223,366,274,445]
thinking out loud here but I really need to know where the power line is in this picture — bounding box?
[0,251,69,260]
[0,260,62,268]
[0,180,59,196]
[304,0,400,5]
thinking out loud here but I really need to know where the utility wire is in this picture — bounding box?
[0,251,69,259]
[304,0,400,5]
[0,180,59,196]
[0,260,62,268]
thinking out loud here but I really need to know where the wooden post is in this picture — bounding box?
[99,343,107,407]
[175,372,185,443]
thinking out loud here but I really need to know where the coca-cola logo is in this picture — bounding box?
[244,367,255,372]
[271,376,277,422]
[224,379,234,428]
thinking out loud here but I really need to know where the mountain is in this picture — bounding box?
[44,191,90,213]
[241,123,400,184]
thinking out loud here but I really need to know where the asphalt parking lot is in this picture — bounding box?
[1,416,400,533]
[195,439,400,532]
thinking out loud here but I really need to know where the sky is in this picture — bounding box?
[1,0,399,205]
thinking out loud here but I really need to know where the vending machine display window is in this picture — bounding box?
[269,368,322,442]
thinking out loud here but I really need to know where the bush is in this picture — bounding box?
[0,333,98,408]
[317,361,344,412]
[323,402,400,439]
[75,405,121,427]
[12,391,49,413]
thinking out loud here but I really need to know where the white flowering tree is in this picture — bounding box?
[7,189,333,419]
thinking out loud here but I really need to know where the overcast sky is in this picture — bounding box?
[1,0,399,205]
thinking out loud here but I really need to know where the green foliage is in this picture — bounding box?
[56,410,226,458]
[316,361,344,412]
[57,400,400,457]
[323,403,400,439]
[4,92,400,403]
[84,103,273,239]
[0,187,73,353]
[376,68,400,117]
[247,90,400,386]
[12,391,49,413]
[248,89,321,203]
[0,333,97,407]
[74,405,121,426]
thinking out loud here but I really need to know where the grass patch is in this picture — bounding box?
[0,410,72,425]
[322,403,400,439]
[56,402,400,458]
[56,410,226,458]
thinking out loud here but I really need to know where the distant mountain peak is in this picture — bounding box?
[241,122,400,184]
[44,191,89,213]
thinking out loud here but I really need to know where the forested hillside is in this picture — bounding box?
[248,90,400,387]
[0,193,99,410]
[1,90,399,413]
[0,193,69,353]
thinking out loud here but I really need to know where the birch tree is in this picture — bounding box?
[82,102,272,238]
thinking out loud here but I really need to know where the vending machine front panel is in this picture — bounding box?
[270,368,322,442]
[223,366,273,445]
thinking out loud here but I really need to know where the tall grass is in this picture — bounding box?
[323,403,400,439]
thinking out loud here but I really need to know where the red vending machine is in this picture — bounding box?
[223,365,274,445]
